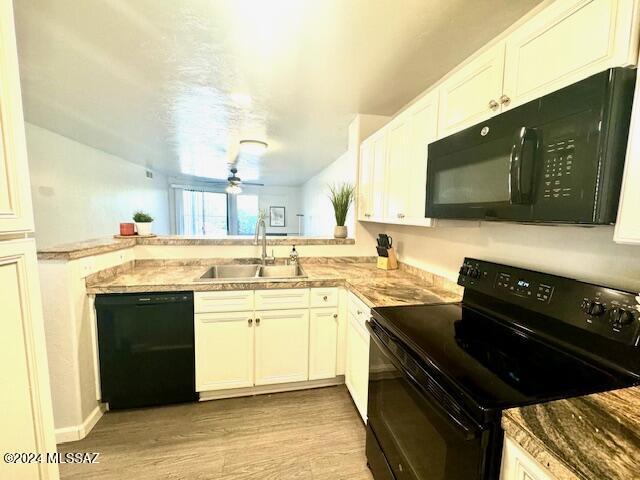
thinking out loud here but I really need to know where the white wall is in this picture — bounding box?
[361,221,640,292]
[26,123,171,248]
[252,185,303,235]
[301,151,356,236]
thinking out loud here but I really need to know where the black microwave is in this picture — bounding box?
[426,68,636,224]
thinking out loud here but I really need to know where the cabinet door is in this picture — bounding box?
[0,1,35,234]
[438,42,505,138]
[358,138,374,220]
[345,312,369,422]
[500,436,556,480]
[615,66,640,244]
[309,308,339,380]
[345,314,356,393]
[370,130,388,220]
[404,91,439,226]
[503,0,639,111]
[384,116,410,222]
[0,239,58,480]
[254,309,309,385]
[194,311,254,392]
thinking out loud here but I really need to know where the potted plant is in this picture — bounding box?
[133,211,154,236]
[328,183,355,238]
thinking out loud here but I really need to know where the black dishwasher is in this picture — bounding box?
[95,292,197,409]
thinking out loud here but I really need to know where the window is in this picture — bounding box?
[236,194,258,235]
[174,187,259,236]
[181,190,228,235]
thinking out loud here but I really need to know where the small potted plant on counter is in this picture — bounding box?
[328,183,355,239]
[133,211,154,236]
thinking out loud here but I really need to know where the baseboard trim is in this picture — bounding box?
[198,376,345,401]
[55,404,105,444]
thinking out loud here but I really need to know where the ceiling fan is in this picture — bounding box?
[225,167,264,194]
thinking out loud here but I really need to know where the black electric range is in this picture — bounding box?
[365,258,640,480]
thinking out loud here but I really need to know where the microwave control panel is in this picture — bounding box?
[543,138,575,200]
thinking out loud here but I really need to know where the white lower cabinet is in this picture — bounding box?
[194,311,254,392]
[254,309,310,385]
[0,239,58,480]
[346,291,372,422]
[309,308,339,380]
[345,312,370,422]
[501,436,557,480]
[194,288,346,396]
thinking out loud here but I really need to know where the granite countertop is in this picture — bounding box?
[86,258,462,308]
[502,386,640,480]
[37,237,136,260]
[38,235,356,261]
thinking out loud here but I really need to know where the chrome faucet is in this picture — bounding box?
[254,215,274,266]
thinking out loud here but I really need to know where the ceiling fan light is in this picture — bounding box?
[239,139,268,156]
[226,183,242,195]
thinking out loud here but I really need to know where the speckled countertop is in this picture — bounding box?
[38,235,356,260]
[86,258,462,308]
[503,386,640,480]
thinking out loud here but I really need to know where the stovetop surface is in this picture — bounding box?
[371,302,634,412]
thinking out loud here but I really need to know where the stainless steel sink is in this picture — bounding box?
[257,264,307,279]
[198,264,260,280]
[196,263,307,281]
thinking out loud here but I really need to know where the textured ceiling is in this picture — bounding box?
[14,0,541,186]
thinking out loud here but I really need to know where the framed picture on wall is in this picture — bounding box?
[269,206,286,227]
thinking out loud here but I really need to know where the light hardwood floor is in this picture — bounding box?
[58,386,373,480]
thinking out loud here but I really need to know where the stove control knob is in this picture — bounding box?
[611,307,635,326]
[619,309,636,325]
[459,265,469,276]
[589,302,606,316]
[581,299,594,314]
[468,268,481,279]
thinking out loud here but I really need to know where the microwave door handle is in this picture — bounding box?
[509,127,537,204]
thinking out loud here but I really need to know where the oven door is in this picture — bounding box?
[366,321,496,480]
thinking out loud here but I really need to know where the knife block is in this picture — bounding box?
[377,248,398,270]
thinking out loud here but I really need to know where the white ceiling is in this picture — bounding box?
[14,0,541,186]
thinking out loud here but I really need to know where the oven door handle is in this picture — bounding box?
[509,126,537,204]
[366,322,481,440]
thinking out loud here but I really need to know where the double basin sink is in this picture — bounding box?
[196,264,307,282]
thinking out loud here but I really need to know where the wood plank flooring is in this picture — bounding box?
[58,386,373,480]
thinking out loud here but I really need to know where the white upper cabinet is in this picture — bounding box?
[615,62,640,245]
[384,116,411,222]
[358,129,388,222]
[357,139,374,221]
[403,91,439,226]
[384,91,439,226]
[502,0,640,110]
[437,42,506,137]
[370,129,388,221]
[0,2,35,234]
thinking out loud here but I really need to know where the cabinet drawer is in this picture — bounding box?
[194,290,254,313]
[348,292,371,327]
[254,288,310,310]
[310,287,339,308]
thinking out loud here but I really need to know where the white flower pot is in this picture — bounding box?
[135,221,153,236]
[334,225,347,238]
